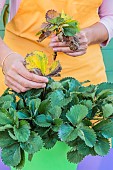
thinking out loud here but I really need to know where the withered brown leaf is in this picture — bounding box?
[41,22,51,29]
[37,31,51,42]
[46,10,60,22]
[47,61,62,77]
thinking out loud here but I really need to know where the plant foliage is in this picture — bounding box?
[36,10,80,60]
[1,75,113,168]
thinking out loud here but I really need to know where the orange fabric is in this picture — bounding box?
[0,0,107,95]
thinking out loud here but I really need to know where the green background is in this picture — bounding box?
[0,2,113,170]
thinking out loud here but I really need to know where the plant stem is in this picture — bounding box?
[53,51,57,60]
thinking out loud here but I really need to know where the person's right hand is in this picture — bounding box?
[3,53,48,93]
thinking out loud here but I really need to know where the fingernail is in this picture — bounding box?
[49,43,53,47]
[44,78,48,82]
[42,84,46,88]
[51,39,55,42]
[53,48,57,52]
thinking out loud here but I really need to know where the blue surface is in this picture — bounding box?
[0,149,10,170]
[77,148,113,170]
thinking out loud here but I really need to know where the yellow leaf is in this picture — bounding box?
[25,51,48,75]
[25,51,62,77]
[47,60,62,76]
[61,10,72,21]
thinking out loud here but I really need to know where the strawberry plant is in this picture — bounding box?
[36,10,80,60]
[1,51,113,169]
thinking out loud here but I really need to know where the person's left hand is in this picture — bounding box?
[49,32,88,57]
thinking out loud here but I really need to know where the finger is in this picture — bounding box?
[76,44,88,52]
[51,36,59,42]
[76,32,88,45]
[51,34,56,38]
[49,42,69,47]
[8,84,21,93]
[5,79,21,93]
[65,51,86,57]
[7,72,47,89]
[10,62,48,83]
[79,37,88,45]
[53,47,73,53]
[5,76,31,93]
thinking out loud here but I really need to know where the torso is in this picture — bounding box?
[0,0,107,95]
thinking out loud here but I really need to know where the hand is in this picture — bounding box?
[49,31,88,57]
[3,53,48,93]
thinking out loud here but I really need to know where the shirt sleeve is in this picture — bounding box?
[0,0,6,15]
[98,0,113,46]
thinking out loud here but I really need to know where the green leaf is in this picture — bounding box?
[0,108,13,125]
[77,142,92,156]
[43,133,58,149]
[14,120,30,142]
[20,132,43,154]
[68,129,78,142]
[2,101,16,110]
[60,77,81,92]
[0,131,16,148]
[17,110,31,119]
[0,94,14,104]
[94,138,110,156]
[66,104,88,125]
[96,89,113,99]
[63,21,79,36]
[34,114,52,127]
[96,82,113,95]
[38,99,51,114]
[67,149,85,164]
[15,149,25,170]
[19,88,43,101]
[60,96,73,108]
[63,26,77,36]
[65,20,78,27]
[58,124,74,141]
[1,143,21,167]
[29,98,41,116]
[48,106,62,119]
[82,119,92,126]
[102,104,113,118]
[94,120,113,138]
[52,118,63,132]
[8,130,17,140]
[49,17,64,25]
[50,82,63,90]
[78,85,96,99]
[80,100,92,110]
[78,126,96,147]
[0,124,13,131]
[48,89,65,106]
[17,99,25,110]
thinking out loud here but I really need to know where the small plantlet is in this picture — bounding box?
[36,10,80,60]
